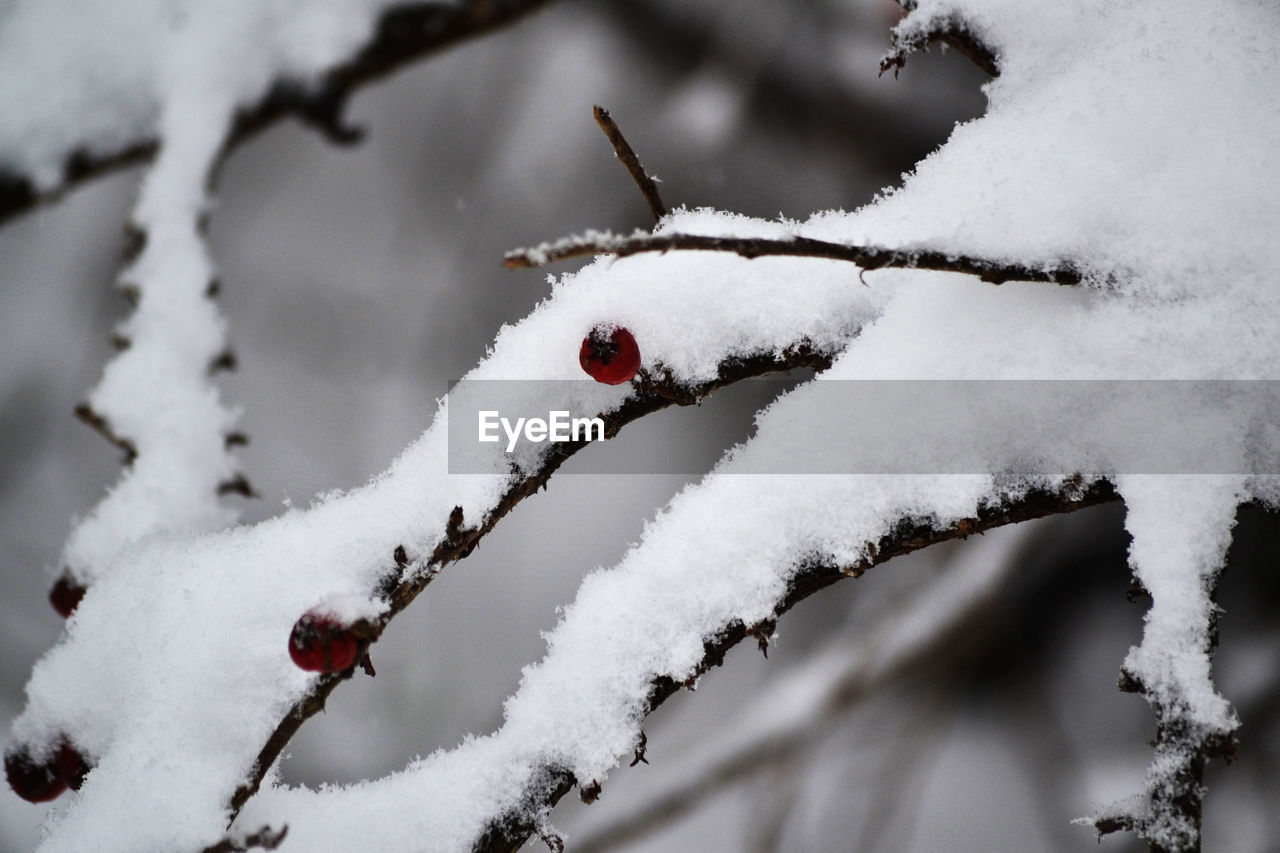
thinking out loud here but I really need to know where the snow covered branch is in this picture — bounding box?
[7,0,1280,850]
[570,524,1037,853]
[0,0,551,227]
[1089,477,1246,853]
[224,346,836,819]
[503,230,1086,285]
[436,479,1123,853]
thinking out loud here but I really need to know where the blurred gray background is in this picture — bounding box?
[2,1,1276,850]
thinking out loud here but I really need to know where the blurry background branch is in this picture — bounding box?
[0,0,552,227]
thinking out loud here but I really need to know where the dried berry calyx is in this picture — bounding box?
[288,611,360,673]
[49,571,87,618]
[579,326,641,385]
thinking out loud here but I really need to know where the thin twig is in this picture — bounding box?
[879,6,1000,79]
[880,23,1000,78]
[504,231,1086,286]
[593,105,667,223]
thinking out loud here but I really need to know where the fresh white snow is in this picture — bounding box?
[3,0,1278,850]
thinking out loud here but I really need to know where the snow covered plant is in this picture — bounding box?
[3,0,1278,851]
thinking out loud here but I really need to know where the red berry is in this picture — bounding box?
[580,326,641,385]
[5,747,66,803]
[49,572,87,618]
[53,741,90,792]
[288,611,359,673]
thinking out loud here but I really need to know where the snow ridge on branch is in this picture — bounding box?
[232,471,1119,852]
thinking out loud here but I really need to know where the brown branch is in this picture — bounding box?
[470,478,1122,852]
[73,403,137,464]
[203,825,287,853]
[880,14,1000,79]
[1097,559,1237,851]
[0,0,552,228]
[570,524,1035,853]
[212,344,836,835]
[592,106,667,223]
[504,231,1086,286]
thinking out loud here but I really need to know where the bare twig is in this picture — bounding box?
[0,0,552,227]
[504,231,1086,286]
[880,21,999,78]
[593,106,667,223]
[880,5,1000,79]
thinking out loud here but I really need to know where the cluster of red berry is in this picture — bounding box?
[9,574,94,802]
[281,326,641,677]
[9,324,647,804]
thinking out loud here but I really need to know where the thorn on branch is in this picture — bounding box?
[1117,669,1144,694]
[636,366,699,406]
[264,83,366,147]
[49,571,87,619]
[73,403,137,464]
[218,474,259,499]
[579,780,602,804]
[433,505,480,561]
[592,105,667,224]
[1126,577,1150,602]
[538,829,565,853]
[747,619,777,658]
[359,652,376,678]
[209,349,238,375]
[394,545,409,568]
[630,731,649,767]
[121,223,147,263]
